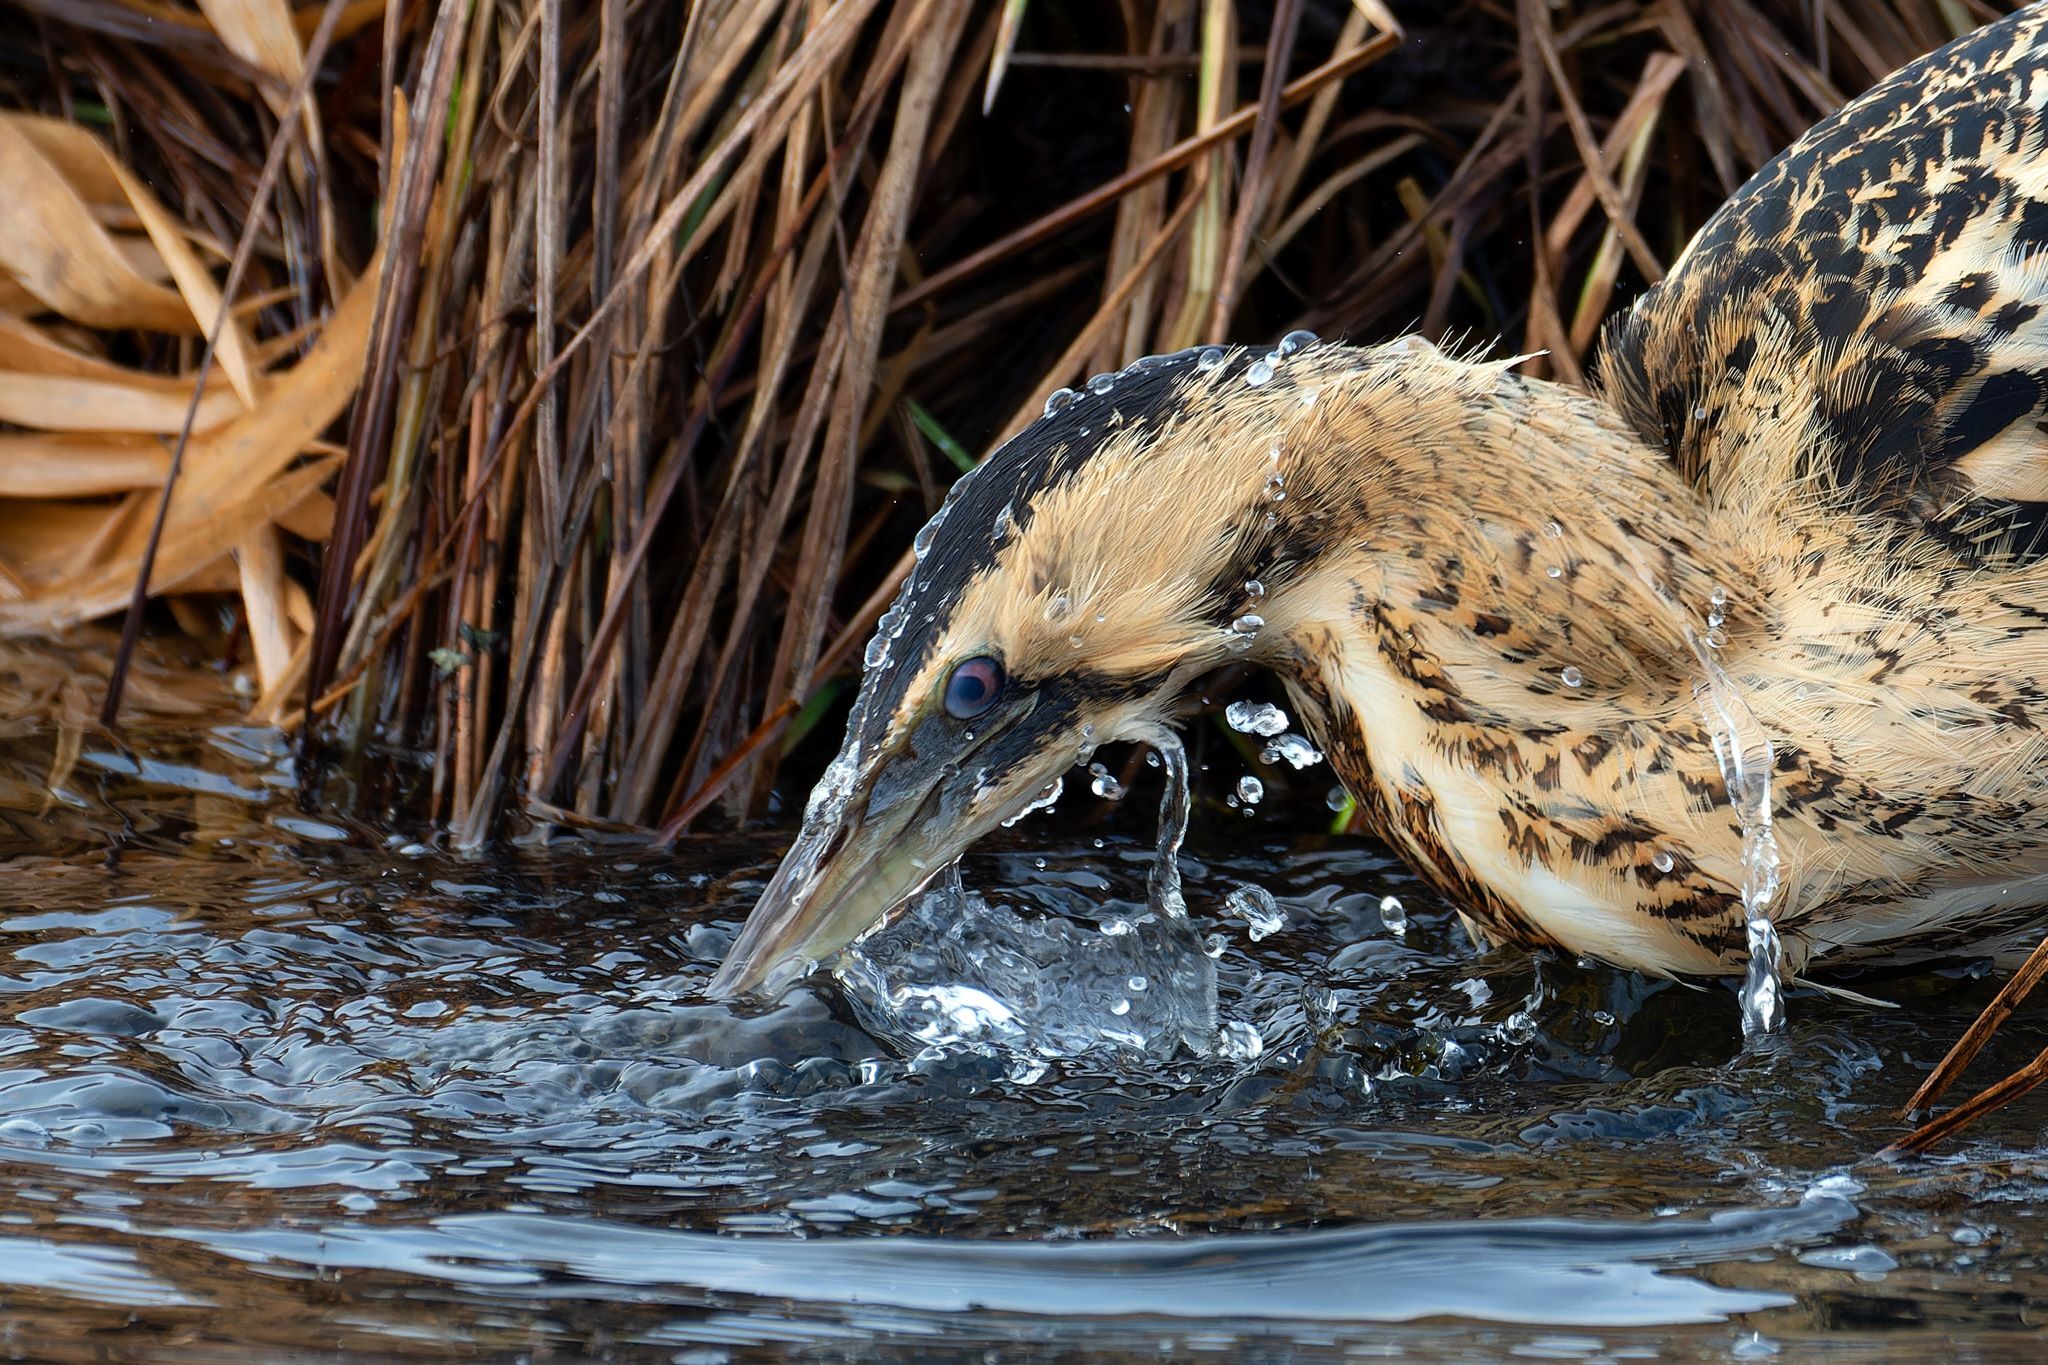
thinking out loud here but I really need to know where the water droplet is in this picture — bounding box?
[1706,627,1728,649]
[1264,473,1287,501]
[1230,614,1264,636]
[1710,584,1728,608]
[1236,775,1264,804]
[1298,389,1319,408]
[1561,666,1583,688]
[1326,786,1350,813]
[993,501,1016,540]
[1378,895,1407,935]
[1195,346,1226,371]
[1652,850,1676,873]
[1500,1010,1537,1045]
[1245,358,1275,387]
[1044,387,1078,417]
[1088,762,1125,801]
[1224,884,1285,939]
[1277,328,1318,355]
[1087,372,1115,395]
[1110,998,1131,1016]
[1045,593,1072,623]
[1261,733,1323,769]
[1692,403,1709,421]
[912,509,948,559]
[1543,520,1563,539]
[1068,634,1085,648]
[1244,579,1265,598]
[863,636,890,669]
[1224,700,1290,737]
[1001,775,1064,827]
[1262,511,1280,530]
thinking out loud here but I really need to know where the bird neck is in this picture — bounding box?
[1252,361,1750,715]
[1234,359,1758,966]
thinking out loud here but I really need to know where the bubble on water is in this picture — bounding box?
[1326,786,1351,813]
[1245,358,1275,387]
[1244,579,1265,599]
[1224,885,1286,940]
[1044,387,1079,417]
[1088,762,1125,801]
[1225,700,1290,737]
[1730,1331,1780,1360]
[1499,1011,1537,1045]
[1561,666,1583,688]
[1236,775,1264,805]
[1261,734,1323,769]
[1378,895,1407,936]
[1195,345,1227,372]
[1277,328,1317,355]
[1086,372,1116,395]
[1652,850,1676,873]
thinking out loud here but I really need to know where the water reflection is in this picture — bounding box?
[0,645,2045,1357]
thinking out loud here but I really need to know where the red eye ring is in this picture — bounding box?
[944,656,1005,720]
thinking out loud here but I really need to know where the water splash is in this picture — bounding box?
[1224,885,1286,941]
[1687,627,1784,1037]
[839,732,1222,1060]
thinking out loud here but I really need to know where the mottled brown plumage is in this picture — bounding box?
[710,5,2048,1004]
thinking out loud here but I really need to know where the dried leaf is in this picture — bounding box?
[0,372,242,434]
[0,120,195,333]
[0,432,170,497]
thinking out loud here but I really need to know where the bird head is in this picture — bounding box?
[707,337,1396,999]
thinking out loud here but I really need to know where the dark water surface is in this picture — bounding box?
[1,664,2045,1359]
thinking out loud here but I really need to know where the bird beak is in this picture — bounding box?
[705,709,1042,1000]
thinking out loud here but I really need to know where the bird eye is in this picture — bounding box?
[943,656,1005,720]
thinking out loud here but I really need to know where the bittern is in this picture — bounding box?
[711,0,2048,1113]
